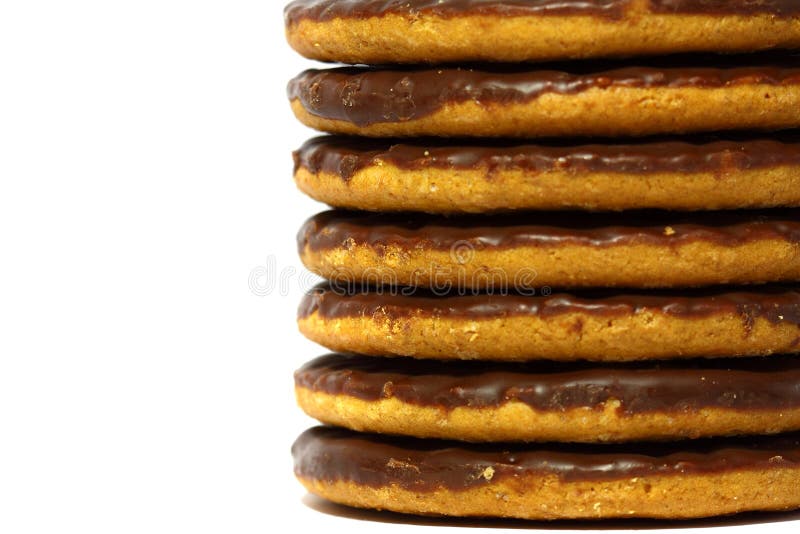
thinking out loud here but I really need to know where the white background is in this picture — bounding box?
[0,2,797,532]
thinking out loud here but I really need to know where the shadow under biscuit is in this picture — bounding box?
[302,493,800,530]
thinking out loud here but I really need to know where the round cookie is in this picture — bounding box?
[294,135,800,213]
[298,285,800,361]
[296,354,800,443]
[287,57,800,137]
[285,0,800,64]
[297,210,800,290]
[293,427,800,519]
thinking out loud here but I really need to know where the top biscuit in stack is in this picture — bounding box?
[285,0,800,64]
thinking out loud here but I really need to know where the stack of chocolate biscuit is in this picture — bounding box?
[284,0,800,520]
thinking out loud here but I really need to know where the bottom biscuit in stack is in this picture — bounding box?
[293,427,800,520]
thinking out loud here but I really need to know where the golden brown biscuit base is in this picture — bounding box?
[300,240,800,290]
[298,210,800,288]
[295,162,800,213]
[290,84,800,137]
[298,285,800,360]
[285,1,800,64]
[298,304,800,361]
[296,471,800,520]
[296,390,800,443]
[293,135,800,212]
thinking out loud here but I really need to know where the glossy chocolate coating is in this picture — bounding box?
[287,56,800,127]
[296,353,800,414]
[298,209,800,253]
[285,0,800,25]
[652,0,800,16]
[294,134,800,182]
[299,283,800,328]
[285,0,627,22]
[293,427,800,487]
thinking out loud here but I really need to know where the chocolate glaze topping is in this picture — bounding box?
[652,0,800,16]
[293,427,800,487]
[287,57,800,127]
[285,0,628,22]
[296,353,800,414]
[298,209,800,253]
[294,134,800,182]
[285,1,800,25]
[299,283,800,328]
